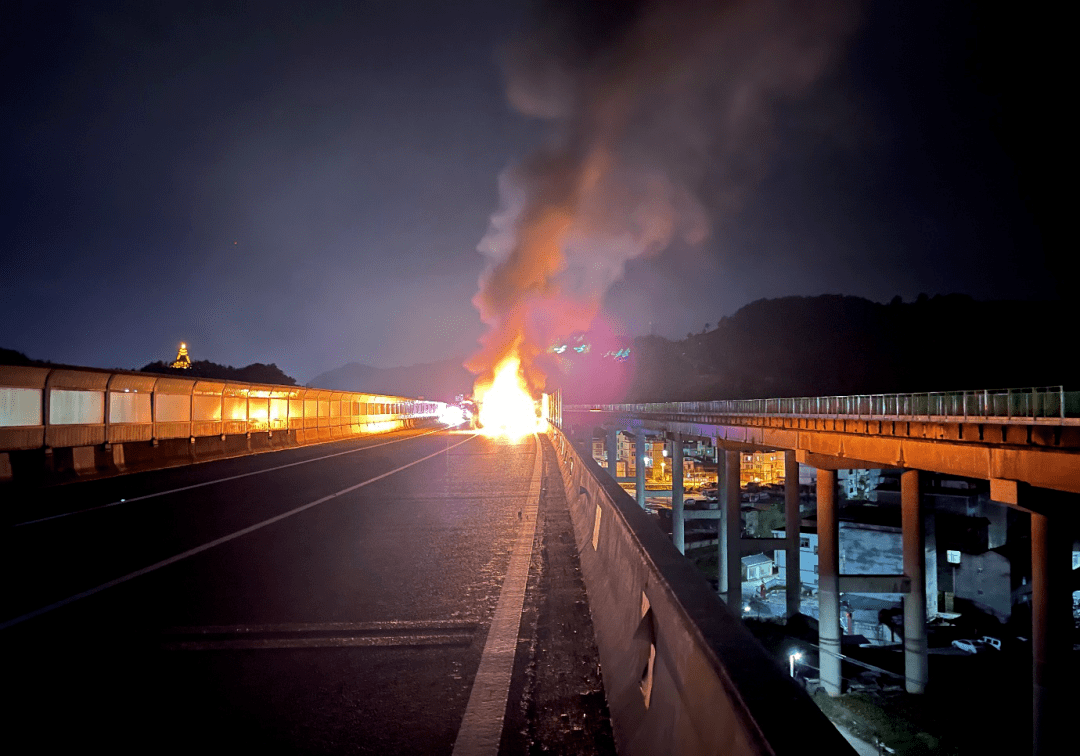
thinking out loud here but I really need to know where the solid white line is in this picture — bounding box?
[162,619,479,635]
[452,434,543,756]
[163,635,472,651]
[12,427,444,528]
[0,433,478,631]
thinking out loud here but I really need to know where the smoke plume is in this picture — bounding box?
[467,0,860,396]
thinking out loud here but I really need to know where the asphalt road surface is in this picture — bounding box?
[1,427,615,754]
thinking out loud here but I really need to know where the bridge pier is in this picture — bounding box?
[605,427,618,478]
[816,469,842,697]
[1029,504,1072,756]
[716,449,729,599]
[634,431,646,509]
[784,451,801,618]
[723,448,741,610]
[671,432,684,554]
[901,470,928,694]
[989,482,1075,756]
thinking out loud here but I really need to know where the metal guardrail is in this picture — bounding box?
[570,386,1076,424]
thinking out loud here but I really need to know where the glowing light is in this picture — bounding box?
[438,405,467,427]
[476,356,539,440]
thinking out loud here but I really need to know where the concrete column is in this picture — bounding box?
[606,427,618,477]
[635,431,646,509]
[725,449,741,611]
[672,433,684,554]
[901,470,928,694]
[716,449,728,597]
[1031,509,1071,756]
[924,507,938,617]
[816,469,842,697]
[784,451,801,618]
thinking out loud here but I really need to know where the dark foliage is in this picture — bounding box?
[0,347,35,366]
[565,294,1071,403]
[306,358,473,401]
[139,360,296,386]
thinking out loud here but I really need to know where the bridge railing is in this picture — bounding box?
[570,385,1075,423]
[0,364,444,452]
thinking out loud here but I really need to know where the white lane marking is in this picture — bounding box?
[0,434,478,631]
[12,427,443,528]
[452,434,543,756]
[163,635,473,651]
[161,619,479,651]
[162,620,479,635]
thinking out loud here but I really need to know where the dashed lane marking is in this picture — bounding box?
[0,434,478,631]
[12,427,444,528]
[161,619,479,651]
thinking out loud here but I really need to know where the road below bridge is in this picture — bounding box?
[1,428,614,755]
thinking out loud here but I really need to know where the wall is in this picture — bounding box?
[0,364,443,480]
[547,425,855,756]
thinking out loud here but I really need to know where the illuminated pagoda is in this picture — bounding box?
[170,342,192,369]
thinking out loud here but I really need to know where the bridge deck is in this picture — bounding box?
[0,428,613,755]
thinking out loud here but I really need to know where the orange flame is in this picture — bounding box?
[476,355,541,440]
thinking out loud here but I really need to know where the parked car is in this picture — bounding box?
[952,636,1002,654]
[952,639,982,654]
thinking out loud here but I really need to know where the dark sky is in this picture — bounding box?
[1,1,1054,383]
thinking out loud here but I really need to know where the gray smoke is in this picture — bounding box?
[468,0,861,393]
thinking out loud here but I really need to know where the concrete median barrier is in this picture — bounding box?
[546,425,854,756]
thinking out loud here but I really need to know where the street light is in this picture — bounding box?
[789,650,802,678]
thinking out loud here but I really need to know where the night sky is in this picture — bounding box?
[1,1,1054,384]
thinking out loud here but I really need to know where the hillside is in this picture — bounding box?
[611,294,1070,403]
[306,357,473,401]
[139,360,297,386]
[306,294,1070,404]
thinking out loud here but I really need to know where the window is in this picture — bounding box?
[800,537,810,549]
[0,388,42,426]
[50,390,104,425]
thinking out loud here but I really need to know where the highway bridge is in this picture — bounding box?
[1,366,1075,754]
[567,387,1079,756]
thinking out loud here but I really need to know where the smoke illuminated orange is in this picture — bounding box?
[476,355,539,440]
